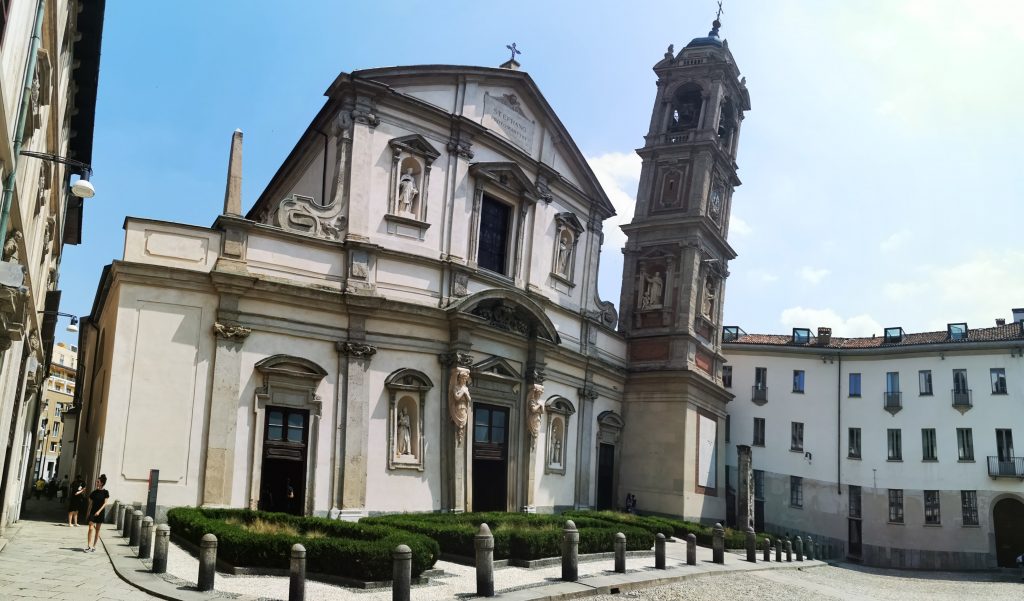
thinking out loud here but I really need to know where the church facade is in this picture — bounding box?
[72,25,746,522]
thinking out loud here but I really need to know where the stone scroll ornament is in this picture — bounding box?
[274,194,346,241]
[449,367,472,446]
[526,383,544,447]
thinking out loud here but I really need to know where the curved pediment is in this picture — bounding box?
[546,396,576,416]
[384,368,434,391]
[452,289,560,344]
[597,410,624,430]
[255,355,328,381]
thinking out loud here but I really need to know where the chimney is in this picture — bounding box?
[1013,308,1024,325]
[223,129,243,216]
[996,318,1006,327]
[817,327,832,345]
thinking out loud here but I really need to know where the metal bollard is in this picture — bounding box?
[655,533,666,569]
[198,534,217,592]
[763,537,771,562]
[712,523,725,564]
[613,532,626,573]
[109,500,120,525]
[152,524,170,574]
[290,544,306,601]
[475,523,495,597]
[795,536,804,561]
[746,527,756,563]
[129,511,143,547]
[806,536,815,561]
[775,539,782,562]
[686,533,696,566]
[785,538,793,562]
[562,520,579,582]
[392,544,412,601]
[139,517,153,559]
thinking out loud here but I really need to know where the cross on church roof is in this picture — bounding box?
[506,42,521,63]
[716,0,724,21]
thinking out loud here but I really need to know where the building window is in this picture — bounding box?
[919,370,933,395]
[725,414,730,443]
[849,485,862,519]
[722,365,732,388]
[477,195,512,275]
[790,476,803,508]
[752,418,765,447]
[848,427,862,459]
[885,372,901,409]
[849,372,861,397]
[792,370,805,393]
[792,328,811,344]
[924,490,941,525]
[754,367,767,389]
[888,489,904,523]
[753,469,765,501]
[884,327,904,343]
[921,428,937,461]
[961,491,979,526]
[991,368,1007,394]
[49,442,57,453]
[790,422,804,452]
[51,423,59,437]
[947,322,968,340]
[887,428,902,461]
[957,428,974,461]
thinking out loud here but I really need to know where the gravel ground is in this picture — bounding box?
[589,565,1023,601]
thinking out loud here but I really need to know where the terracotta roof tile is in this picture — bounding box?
[727,323,1024,349]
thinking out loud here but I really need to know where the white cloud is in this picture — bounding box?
[730,216,752,236]
[588,152,641,305]
[880,229,912,253]
[799,266,831,284]
[779,307,883,338]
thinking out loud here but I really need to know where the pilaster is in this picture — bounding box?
[202,318,251,506]
[336,337,377,515]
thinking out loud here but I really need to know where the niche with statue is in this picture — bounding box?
[385,368,433,471]
[385,135,440,239]
[544,396,575,475]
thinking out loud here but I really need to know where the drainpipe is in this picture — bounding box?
[0,0,46,375]
[836,352,842,494]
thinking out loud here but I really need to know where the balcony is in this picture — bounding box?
[884,391,902,415]
[988,456,1024,479]
[951,389,973,414]
[751,385,768,405]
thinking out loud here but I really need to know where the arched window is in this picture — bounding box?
[669,84,703,132]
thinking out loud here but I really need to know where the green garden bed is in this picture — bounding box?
[167,508,438,582]
[561,510,773,549]
[360,511,653,561]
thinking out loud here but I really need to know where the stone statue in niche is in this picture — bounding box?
[638,268,664,309]
[556,232,572,276]
[550,418,563,465]
[702,275,717,319]
[397,408,412,456]
[3,231,23,263]
[449,367,471,445]
[526,383,544,444]
[397,168,419,216]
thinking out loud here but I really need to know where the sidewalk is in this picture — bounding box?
[0,497,158,600]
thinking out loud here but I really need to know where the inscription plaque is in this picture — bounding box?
[483,93,535,152]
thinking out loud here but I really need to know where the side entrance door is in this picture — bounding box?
[472,404,509,512]
[259,407,309,515]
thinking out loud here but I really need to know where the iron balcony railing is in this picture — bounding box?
[987,456,1024,479]
[952,389,972,408]
[752,385,768,403]
[884,391,902,409]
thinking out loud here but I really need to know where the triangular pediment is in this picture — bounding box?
[469,162,536,200]
[472,356,521,380]
[389,134,440,162]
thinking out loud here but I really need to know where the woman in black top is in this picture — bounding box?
[85,474,109,553]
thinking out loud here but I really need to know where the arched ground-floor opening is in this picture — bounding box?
[993,496,1024,568]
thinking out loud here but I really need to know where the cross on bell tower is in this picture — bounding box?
[617,16,750,519]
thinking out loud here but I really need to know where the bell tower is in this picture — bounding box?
[617,17,750,520]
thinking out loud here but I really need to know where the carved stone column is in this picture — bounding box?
[439,350,473,512]
[337,340,377,516]
[574,385,598,508]
[202,321,252,506]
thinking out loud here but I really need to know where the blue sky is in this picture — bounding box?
[56,0,1024,346]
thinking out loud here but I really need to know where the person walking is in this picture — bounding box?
[85,474,109,552]
[68,475,86,527]
[33,477,44,500]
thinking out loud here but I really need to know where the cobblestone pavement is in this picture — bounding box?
[0,498,158,600]
[589,564,1022,601]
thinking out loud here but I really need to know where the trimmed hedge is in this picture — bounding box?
[167,507,438,582]
[562,510,771,549]
[361,512,653,560]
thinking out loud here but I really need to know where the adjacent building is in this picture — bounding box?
[32,341,76,481]
[0,0,105,532]
[723,316,1024,569]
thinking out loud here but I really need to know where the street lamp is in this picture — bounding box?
[18,151,95,198]
[39,311,79,333]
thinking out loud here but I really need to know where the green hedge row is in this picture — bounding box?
[561,510,772,549]
[361,512,653,560]
[167,507,439,582]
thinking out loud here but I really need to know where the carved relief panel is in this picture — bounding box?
[385,369,433,471]
[654,166,687,211]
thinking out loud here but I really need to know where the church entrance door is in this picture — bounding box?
[472,404,509,511]
[596,443,615,510]
[258,407,308,515]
